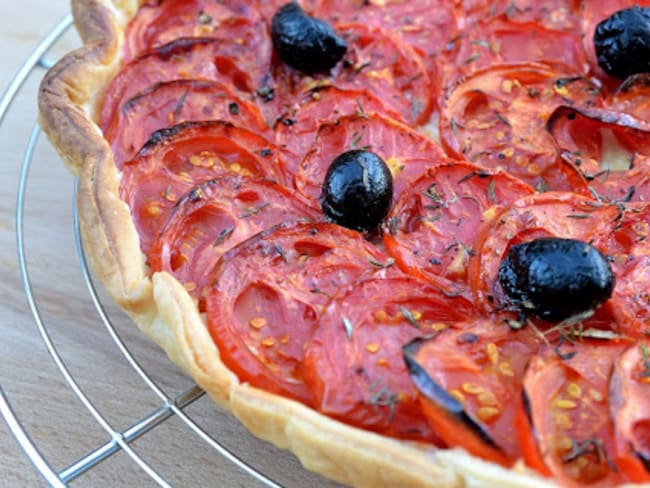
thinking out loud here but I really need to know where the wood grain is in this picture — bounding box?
[0,3,341,487]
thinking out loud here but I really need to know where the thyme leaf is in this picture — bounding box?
[368,380,399,422]
[368,257,395,269]
[213,226,234,247]
[400,307,421,331]
[487,179,497,204]
[274,243,288,263]
[562,438,618,472]
[239,202,269,218]
[640,344,650,378]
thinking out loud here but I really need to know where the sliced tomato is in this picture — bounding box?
[120,121,287,255]
[123,0,267,63]
[439,63,603,191]
[455,0,581,30]
[273,87,404,174]
[609,74,650,122]
[104,80,270,167]
[100,37,274,132]
[467,192,622,314]
[383,161,534,293]
[273,22,434,125]
[315,0,460,80]
[404,318,542,465]
[205,222,397,404]
[294,113,448,206]
[610,341,650,480]
[590,203,650,337]
[439,15,588,90]
[302,275,478,443]
[524,340,644,486]
[149,175,320,310]
[547,105,650,203]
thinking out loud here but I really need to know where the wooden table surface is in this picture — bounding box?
[0,3,340,487]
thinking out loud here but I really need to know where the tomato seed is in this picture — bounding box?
[366,343,381,354]
[478,391,499,407]
[555,398,577,410]
[554,412,573,429]
[448,389,465,405]
[250,317,267,329]
[461,382,484,395]
[477,406,500,423]
[486,343,499,366]
[498,362,515,376]
[566,382,582,398]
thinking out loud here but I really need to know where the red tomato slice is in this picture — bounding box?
[149,175,321,310]
[590,203,650,337]
[120,121,287,255]
[104,80,270,167]
[123,0,266,63]
[440,15,588,90]
[100,37,273,132]
[383,161,534,293]
[273,22,434,126]
[439,63,603,191]
[273,87,404,173]
[456,0,581,30]
[302,275,478,443]
[547,105,650,203]
[404,318,541,465]
[610,341,650,481]
[294,113,448,206]
[205,222,397,404]
[315,0,460,81]
[524,340,642,486]
[467,192,622,314]
[609,74,650,122]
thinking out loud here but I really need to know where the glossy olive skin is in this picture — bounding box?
[271,2,347,74]
[321,150,393,232]
[594,6,650,79]
[498,238,615,322]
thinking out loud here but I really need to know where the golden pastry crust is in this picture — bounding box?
[37,1,598,487]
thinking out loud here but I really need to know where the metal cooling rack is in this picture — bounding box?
[0,16,283,488]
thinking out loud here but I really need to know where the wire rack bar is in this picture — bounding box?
[0,14,72,488]
[18,123,172,487]
[59,385,204,483]
[0,14,72,124]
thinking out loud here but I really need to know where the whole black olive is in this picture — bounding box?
[271,2,347,74]
[498,238,615,322]
[321,150,393,232]
[594,6,650,79]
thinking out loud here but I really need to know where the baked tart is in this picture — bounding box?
[39,1,650,486]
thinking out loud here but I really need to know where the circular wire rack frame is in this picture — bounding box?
[0,17,295,488]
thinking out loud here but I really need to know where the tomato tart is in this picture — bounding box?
[39,1,650,487]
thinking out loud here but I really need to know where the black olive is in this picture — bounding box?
[321,150,393,232]
[594,6,650,79]
[498,238,615,322]
[271,2,347,74]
